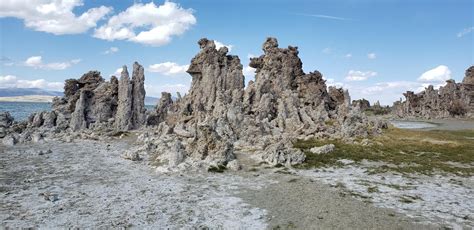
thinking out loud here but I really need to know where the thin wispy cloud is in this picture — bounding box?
[322,47,332,54]
[103,47,119,55]
[294,13,352,21]
[367,53,377,60]
[457,26,474,38]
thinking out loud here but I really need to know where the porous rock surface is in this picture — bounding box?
[0,62,146,144]
[352,99,371,111]
[0,112,14,138]
[1,38,388,171]
[138,38,386,171]
[392,66,474,118]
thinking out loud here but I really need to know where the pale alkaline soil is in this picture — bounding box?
[0,138,438,229]
[0,139,269,229]
[292,120,474,229]
[297,165,474,228]
[1,133,471,229]
[239,170,437,230]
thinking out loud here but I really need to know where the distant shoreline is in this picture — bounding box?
[0,95,56,103]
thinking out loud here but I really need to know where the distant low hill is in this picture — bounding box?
[145,96,159,106]
[0,87,160,105]
[0,88,62,97]
[0,95,56,103]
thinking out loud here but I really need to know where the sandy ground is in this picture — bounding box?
[1,136,471,229]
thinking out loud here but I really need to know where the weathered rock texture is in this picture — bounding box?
[352,99,370,111]
[393,66,474,118]
[1,62,146,145]
[1,38,386,171]
[138,38,245,170]
[139,38,385,171]
[114,64,147,131]
[0,112,14,138]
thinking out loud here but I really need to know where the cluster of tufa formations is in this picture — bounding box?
[1,37,408,170]
[393,66,474,118]
[1,62,146,145]
[131,38,387,171]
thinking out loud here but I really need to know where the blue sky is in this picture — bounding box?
[0,0,473,105]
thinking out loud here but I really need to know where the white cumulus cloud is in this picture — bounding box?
[324,78,345,88]
[345,70,377,81]
[93,2,196,46]
[323,77,344,89]
[0,75,18,85]
[0,0,111,35]
[111,67,124,77]
[0,75,63,91]
[25,56,42,66]
[363,81,421,94]
[148,62,189,75]
[243,66,256,77]
[24,56,81,70]
[214,41,233,52]
[145,83,190,97]
[418,65,452,82]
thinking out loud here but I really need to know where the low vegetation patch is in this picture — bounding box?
[364,106,391,116]
[109,131,130,137]
[208,164,227,173]
[295,127,474,176]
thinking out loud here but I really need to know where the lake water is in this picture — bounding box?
[0,102,156,122]
[389,120,439,129]
[0,102,53,121]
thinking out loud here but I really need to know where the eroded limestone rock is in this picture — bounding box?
[115,63,146,130]
[144,37,381,170]
[0,112,14,138]
[393,66,474,118]
[352,99,370,111]
[115,66,133,130]
[147,92,173,126]
[1,62,146,145]
[1,37,388,169]
[258,139,306,166]
[0,112,14,128]
[310,144,335,155]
